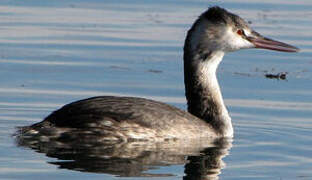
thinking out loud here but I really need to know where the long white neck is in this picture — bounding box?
[184,28,233,136]
[197,51,229,117]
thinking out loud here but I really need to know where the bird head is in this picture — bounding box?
[188,6,299,53]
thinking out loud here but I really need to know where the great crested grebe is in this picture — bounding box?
[19,6,299,141]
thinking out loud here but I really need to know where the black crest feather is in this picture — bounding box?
[203,6,230,24]
[202,6,247,28]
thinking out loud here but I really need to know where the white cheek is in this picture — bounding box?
[222,28,254,51]
[236,37,254,50]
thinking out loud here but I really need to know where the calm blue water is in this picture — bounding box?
[1,0,312,179]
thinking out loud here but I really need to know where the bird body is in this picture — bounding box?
[19,6,299,142]
[26,96,217,141]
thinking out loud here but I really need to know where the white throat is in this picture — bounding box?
[199,52,233,137]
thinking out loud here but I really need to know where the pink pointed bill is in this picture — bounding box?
[247,34,299,53]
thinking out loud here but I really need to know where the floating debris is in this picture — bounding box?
[265,72,288,80]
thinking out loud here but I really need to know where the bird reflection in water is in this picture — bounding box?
[15,135,232,179]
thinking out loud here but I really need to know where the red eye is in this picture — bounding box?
[237,29,243,35]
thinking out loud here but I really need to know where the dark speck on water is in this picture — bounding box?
[265,72,288,80]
